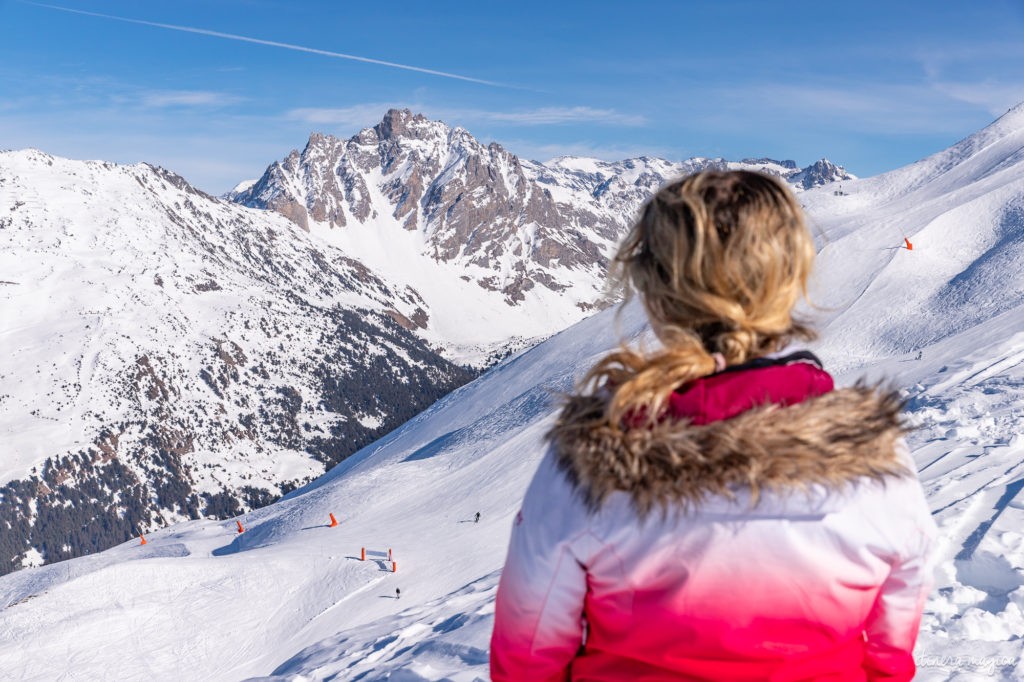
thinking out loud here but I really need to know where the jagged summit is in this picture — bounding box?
[791,158,855,189]
[374,108,439,140]
[742,157,799,170]
[299,110,464,153]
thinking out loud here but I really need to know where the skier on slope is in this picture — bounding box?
[395,588,400,600]
[491,170,936,681]
[474,512,480,523]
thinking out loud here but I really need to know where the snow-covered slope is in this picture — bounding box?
[232,109,852,364]
[801,103,1024,372]
[0,150,473,574]
[2,106,1023,680]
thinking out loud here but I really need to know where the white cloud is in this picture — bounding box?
[912,42,1024,79]
[285,104,396,128]
[907,42,1024,116]
[284,104,646,128]
[703,83,988,135]
[499,139,673,164]
[482,107,645,126]
[142,90,246,108]
[929,81,1024,117]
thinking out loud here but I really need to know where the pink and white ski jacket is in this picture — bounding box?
[491,357,936,681]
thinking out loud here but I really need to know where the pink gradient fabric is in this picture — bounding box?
[491,360,936,681]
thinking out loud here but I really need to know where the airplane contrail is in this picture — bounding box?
[21,1,511,88]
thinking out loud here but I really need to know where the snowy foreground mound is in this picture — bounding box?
[2,105,1024,680]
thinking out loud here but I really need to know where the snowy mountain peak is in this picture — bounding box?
[232,111,611,342]
[375,108,437,141]
[227,110,855,363]
[791,158,856,189]
[741,157,799,170]
[223,178,257,201]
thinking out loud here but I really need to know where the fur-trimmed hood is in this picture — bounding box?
[547,384,912,517]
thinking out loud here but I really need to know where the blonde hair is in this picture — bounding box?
[582,170,817,427]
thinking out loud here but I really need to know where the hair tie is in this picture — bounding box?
[711,352,727,373]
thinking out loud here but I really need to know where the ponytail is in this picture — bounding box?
[580,329,715,428]
[571,170,816,430]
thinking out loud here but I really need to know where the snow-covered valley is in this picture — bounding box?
[1,103,1024,680]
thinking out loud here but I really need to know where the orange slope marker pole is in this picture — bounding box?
[329,513,339,527]
[387,548,392,561]
[139,534,147,546]
[361,547,366,561]
[904,237,913,250]
[236,520,245,534]
[392,561,397,573]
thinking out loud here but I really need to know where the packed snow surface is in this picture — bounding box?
[2,105,1024,679]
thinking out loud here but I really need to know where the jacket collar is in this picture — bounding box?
[548,361,910,517]
[666,352,834,426]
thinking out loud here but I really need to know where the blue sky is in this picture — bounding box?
[2,0,1023,193]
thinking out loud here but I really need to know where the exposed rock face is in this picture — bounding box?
[791,158,856,189]
[236,110,608,307]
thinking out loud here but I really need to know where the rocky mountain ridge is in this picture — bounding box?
[231,109,853,363]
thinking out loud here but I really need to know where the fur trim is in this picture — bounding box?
[547,384,911,517]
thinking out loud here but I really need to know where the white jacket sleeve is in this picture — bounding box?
[863,443,938,681]
[491,451,594,682]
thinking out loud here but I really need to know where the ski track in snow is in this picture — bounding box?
[3,105,1024,679]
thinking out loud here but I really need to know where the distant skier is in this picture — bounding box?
[474,512,481,523]
[915,351,923,361]
[395,588,401,600]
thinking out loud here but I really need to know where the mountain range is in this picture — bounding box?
[230,109,854,363]
[0,110,851,575]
